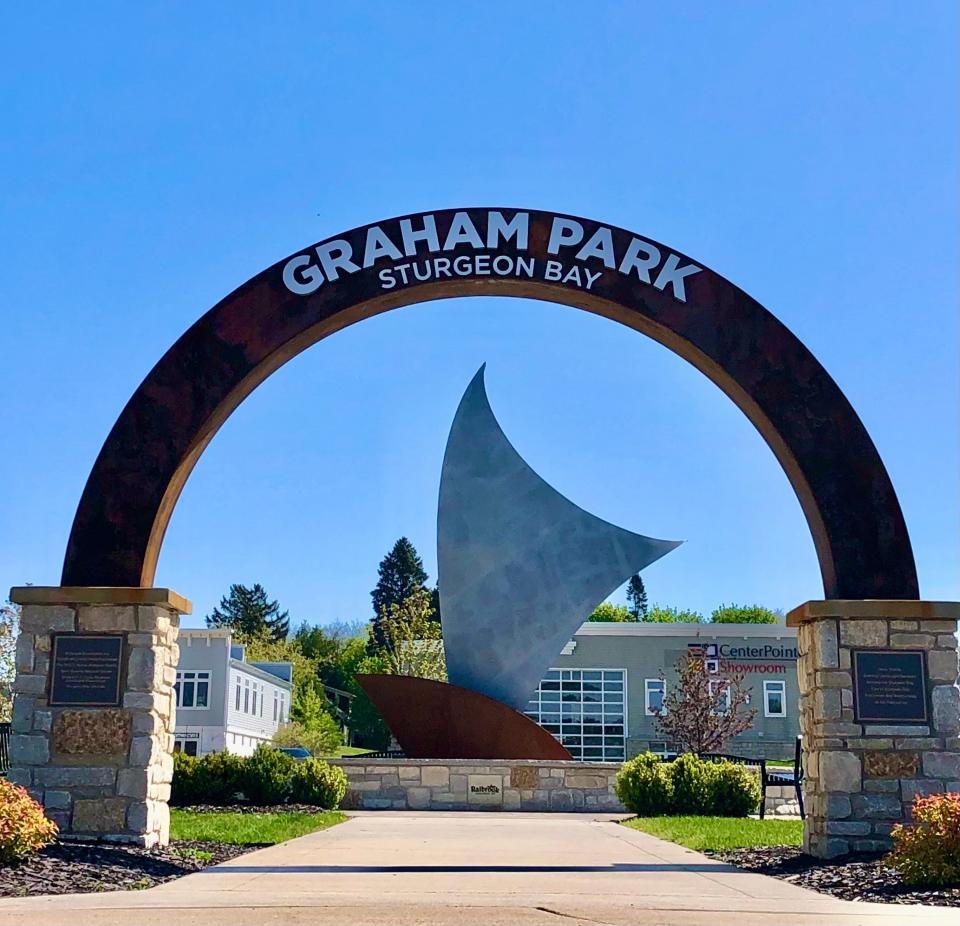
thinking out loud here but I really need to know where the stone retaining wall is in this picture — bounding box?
[330,758,627,812]
[763,783,801,816]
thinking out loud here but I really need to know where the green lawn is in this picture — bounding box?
[330,745,372,757]
[623,816,803,851]
[170,809,346,845]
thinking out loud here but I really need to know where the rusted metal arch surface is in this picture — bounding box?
[62,208,918,599]
[355,674,573,760]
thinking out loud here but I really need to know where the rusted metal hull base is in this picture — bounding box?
[355,673,573,760]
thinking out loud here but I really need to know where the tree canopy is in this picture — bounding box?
[587,602,636,622]
[206,583,290,641]
[710,603,782,624]
[646,604,704,623]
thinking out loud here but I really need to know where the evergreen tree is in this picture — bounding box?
[369,537,428,652]
[626,574,648,619]
[206,583,290,642]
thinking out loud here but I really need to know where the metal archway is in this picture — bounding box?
[62,208,918,600]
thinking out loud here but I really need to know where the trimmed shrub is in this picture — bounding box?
[615,753,761,817]
[615,753,673,815]
[889,793,960,886]
[668,753,713,814]
[290,758,348,808]
[194,751,247,804]
[0,779,58,863]
[704,761,762,817]
[171,752,201,806]
[172,751,247,806]
[243,744,297,805]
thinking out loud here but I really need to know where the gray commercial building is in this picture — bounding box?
[173,630,293,757]
[524,622,799,762]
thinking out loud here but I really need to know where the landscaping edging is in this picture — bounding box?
[330,757,626,811]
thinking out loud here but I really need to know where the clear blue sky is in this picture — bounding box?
[1,3,956,630]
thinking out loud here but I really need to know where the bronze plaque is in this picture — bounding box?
[853,649,928,724]
[49,634,123,706]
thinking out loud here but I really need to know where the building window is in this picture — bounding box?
[273,691,279,722]
[252,684,258,717]
[280,694,286,724]
[525,668,627,762]
[648,741,670,757]
[644,679,665,716]
[174,738,198,756]
[235,677,241,711]
[764,680,786,717]
[243,680,250,713]
[175,670,210,709]
[708,678,732,714]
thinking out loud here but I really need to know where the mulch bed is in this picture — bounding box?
[174,803,331,814]
[0,839,260,897]
[705,846,960,907]
[0,806,337,896]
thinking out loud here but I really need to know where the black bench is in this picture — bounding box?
[698,736,804,819]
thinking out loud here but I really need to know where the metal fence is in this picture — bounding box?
[0,722,10,773]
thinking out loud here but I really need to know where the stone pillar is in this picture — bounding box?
[789,600,960,858]
[7,587,189,847]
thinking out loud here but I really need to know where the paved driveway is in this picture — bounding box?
[0,812,953,925]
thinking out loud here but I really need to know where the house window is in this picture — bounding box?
[648,741,670,757]
[273,691,279,722]
[235,677,241,711]
[280,694,286,724]
[243,680,250,713]
[525,669,627,762]
[175,670,210,709]
[252,684,258,716]
[174,738,198,756]
[644,679,665,716]
[764,680,787,717]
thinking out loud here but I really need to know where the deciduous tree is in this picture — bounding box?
[0,602,20,723]
[587,602,635,622]
[379,589,446,681]
[645,604,703,623]
[653,653,756,753]
[710,603,781,624]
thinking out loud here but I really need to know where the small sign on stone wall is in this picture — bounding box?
[49,634,123,707]
[852,649,928,723]
[467,775,503,805]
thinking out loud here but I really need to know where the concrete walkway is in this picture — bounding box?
[0,812,954,925]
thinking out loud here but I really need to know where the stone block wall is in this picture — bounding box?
[790,601,960,858]
[8,590,187,847]
[331,758,627,811]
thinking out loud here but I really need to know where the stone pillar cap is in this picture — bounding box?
[9,586,192,614]
[787,599,960,627]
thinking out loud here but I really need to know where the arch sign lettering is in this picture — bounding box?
[63,208,917,601]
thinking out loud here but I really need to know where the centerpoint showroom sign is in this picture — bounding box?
[282,210,702,301]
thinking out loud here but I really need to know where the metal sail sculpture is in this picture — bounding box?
[438,365,681,711]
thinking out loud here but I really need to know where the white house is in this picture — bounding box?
[173,629,293,757]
